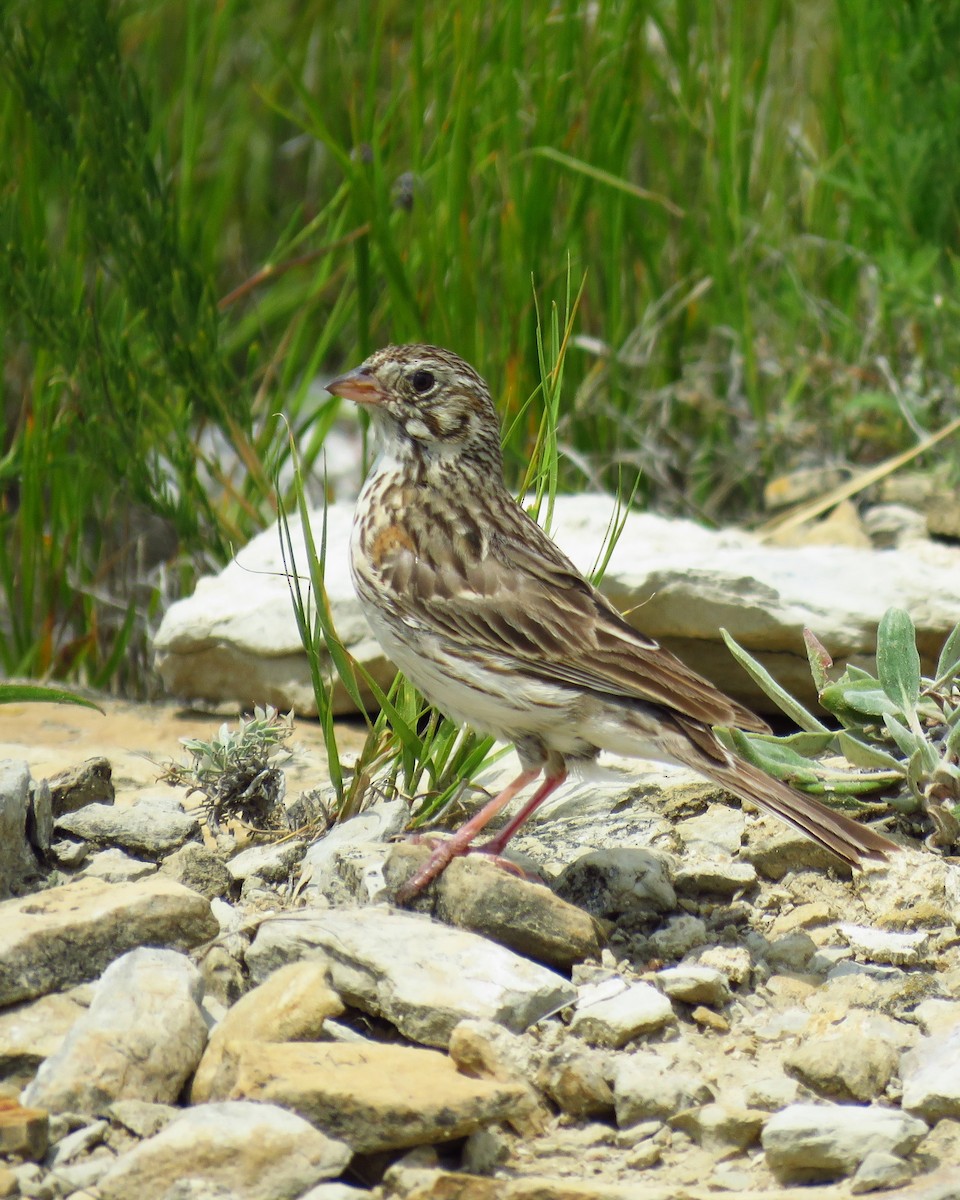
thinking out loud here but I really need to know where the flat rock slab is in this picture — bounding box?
[761,1102,929,1183]
[153,497,960,715]
[656,965,731,1007]
[0,876,218,1006]
[79,847,158,883]
[838,923,930,966]
[612,1050,712,1125]
[901,1022,960,1121]
[23,948,207,1114]
[387,846,607,969]
[55,800,199,859]
[154,503,384,714]
[570,980,676,1047]
[245,906,575,1048]
[192,961,344,1104]
[219,1040,528,1153]
[784,1010,905,1103]
[95,1099,350,1200]
[0,989,89,1082]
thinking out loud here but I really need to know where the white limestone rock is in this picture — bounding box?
[761,1102,928,1183]
[0,877,218,1006]
[245,905,575,1048]
[22,948,207,1114]
[95,1100,350,1200]
[901,1022,960,1121]
[154,496,960,716]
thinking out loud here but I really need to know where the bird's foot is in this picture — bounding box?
[467,840,544,884]
[393,832,470,904]
[392,833,544,904]
[392,767,544,904]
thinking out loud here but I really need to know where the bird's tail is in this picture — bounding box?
[701,754,897,868]
[668,717,898,869]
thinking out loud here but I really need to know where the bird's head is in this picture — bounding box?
[326,344,503,473]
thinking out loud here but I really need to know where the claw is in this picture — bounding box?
[391,768,566,903]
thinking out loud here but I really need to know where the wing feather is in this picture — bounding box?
[381,501,768,734]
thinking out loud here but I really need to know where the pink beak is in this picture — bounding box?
[325,365,386,406]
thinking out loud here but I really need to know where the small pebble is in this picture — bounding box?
[692,1006,730,1032]
[850,1150,913,1193]
[624,1140,662,1169]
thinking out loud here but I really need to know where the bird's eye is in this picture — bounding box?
[410,369,435,394]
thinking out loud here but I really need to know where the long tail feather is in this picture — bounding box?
[699,755,897,868]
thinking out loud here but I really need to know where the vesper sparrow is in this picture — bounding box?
[327,345,896,902]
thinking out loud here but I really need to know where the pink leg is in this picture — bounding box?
[475,768,568,856]
[394,767,540,903]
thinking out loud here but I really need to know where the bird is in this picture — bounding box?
[326,344,897,903]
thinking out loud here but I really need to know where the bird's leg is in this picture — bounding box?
[474,768,568,856]
[394,766,540,903]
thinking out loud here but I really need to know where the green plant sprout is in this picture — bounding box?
[0,682,103,709]
[164,705,295,834]
[720,608,960,851]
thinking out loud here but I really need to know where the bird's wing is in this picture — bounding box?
[382,502,769,734]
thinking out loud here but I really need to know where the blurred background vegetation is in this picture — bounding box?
[2,0,959,695]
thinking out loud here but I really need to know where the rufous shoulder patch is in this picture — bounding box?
[369,523,416,566]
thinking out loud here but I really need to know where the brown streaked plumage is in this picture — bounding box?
[327,344,897,902]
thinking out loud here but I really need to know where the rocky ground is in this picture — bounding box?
[1,697,960,1200]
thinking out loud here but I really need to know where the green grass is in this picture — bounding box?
[2,0,960,693]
